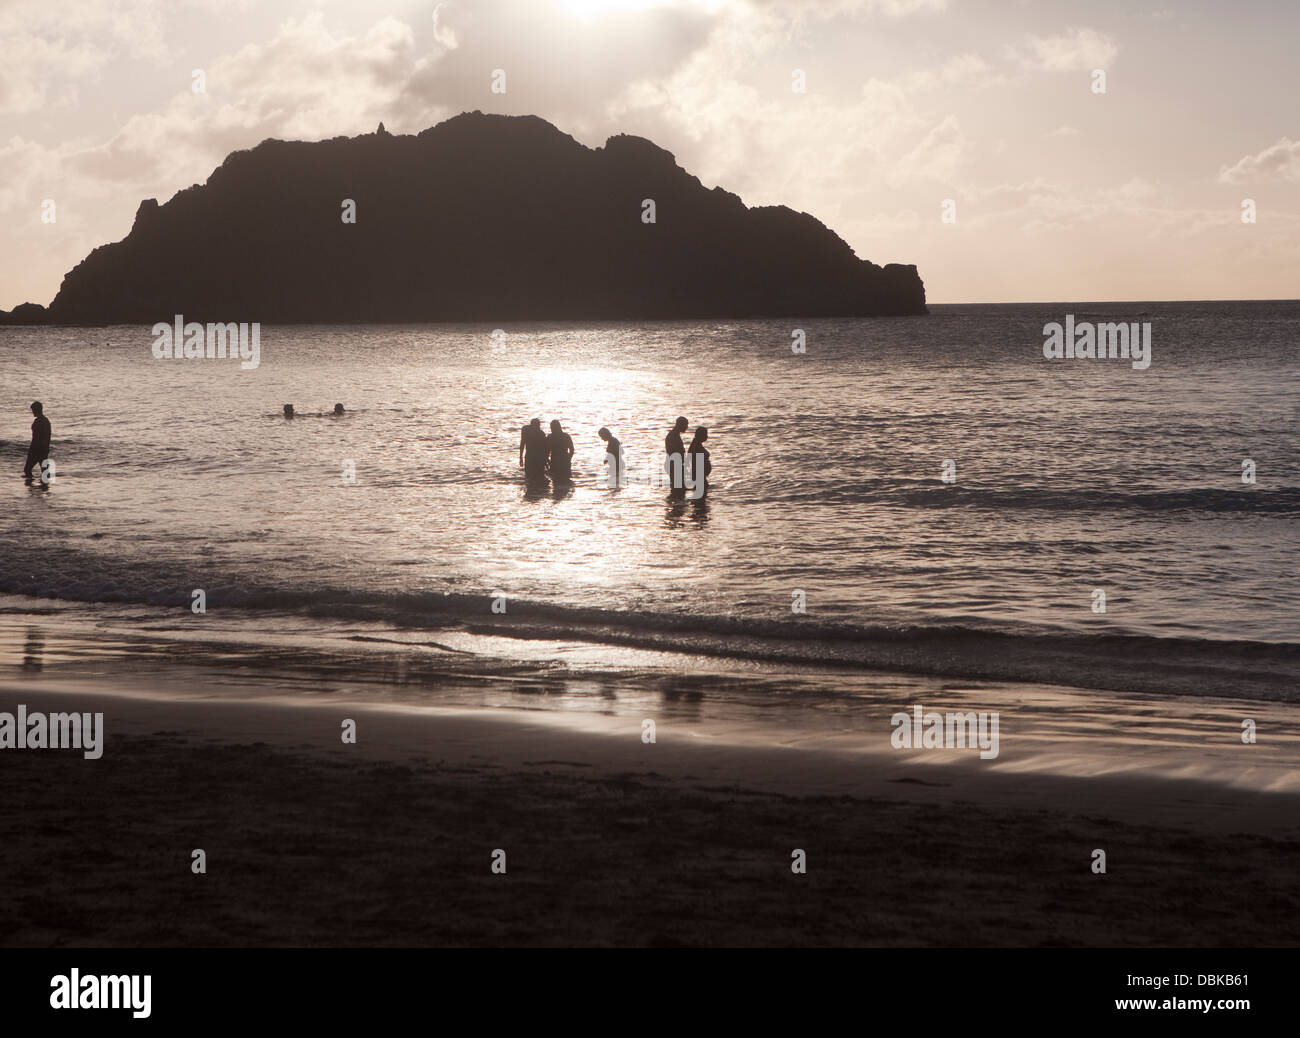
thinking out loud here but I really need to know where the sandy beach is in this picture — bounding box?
[2,614,1297,948]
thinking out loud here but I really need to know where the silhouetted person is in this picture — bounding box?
[283,404,294,419]
[333,403,345,415]
[547,419,574,482]
[519,418,548,480]
[687,426,711,494]
[665,416,688,499]
[23,401,51,482]
[598,427,623,487]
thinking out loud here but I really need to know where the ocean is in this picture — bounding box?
[2,300,1297,700]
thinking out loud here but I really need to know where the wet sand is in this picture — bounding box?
[1,617,1298,946]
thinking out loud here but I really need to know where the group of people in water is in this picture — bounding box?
[18,399,712,499]
[665,416,711,497]
[519,415,711,498]
[519,418,575,482]
[283,403,345,418]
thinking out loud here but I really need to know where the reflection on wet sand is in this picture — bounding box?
[1,615,1298,794]
[22,626,44,672]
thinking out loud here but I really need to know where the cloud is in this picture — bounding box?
[0,0,265,115]
[846,0,949,13]
[0,34,107,114]
[892,114,969,185]
[996,177,1173,233]
[432,3,459,49]
[874,0,948,12]
[925,176,1216,237]
[1015,27,1118,72]
[605,8,928,222]
[396,0,717,134]
[214,14,431,139]
[1218,137,1300,184]
[63,12,440,193]
[746,0,948,16]
[904,53,1006,91]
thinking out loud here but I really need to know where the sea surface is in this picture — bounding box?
[2,301,1297,698]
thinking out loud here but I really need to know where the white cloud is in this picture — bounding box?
[1015,27,1118,72]
[892,114,968,185]
[851,0,949,13]
[904,53,1005,91]
[1218,137,1300,184]
[0,34,107,114]
[0,0,257,115]
[746,0,948,16]
[432,3,459,49]
[60,12,441,194]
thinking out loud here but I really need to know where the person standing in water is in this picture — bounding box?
[687,425,711,495]
[664,416,688,499]
[22,401,51,483]
[598,427,624,488]
[519,418,548,480]
[547,419,574,482]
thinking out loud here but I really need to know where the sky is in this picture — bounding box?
[2,0,1298,309]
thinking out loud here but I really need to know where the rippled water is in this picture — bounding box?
[2,301,1296,683]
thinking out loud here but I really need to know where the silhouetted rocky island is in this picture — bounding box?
[1,113,926,325]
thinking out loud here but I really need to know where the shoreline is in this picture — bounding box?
[2,616,1298,946]
[2,590,1297,703]
[3,609,1298,799]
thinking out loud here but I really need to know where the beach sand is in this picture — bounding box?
[1,616,1297,947]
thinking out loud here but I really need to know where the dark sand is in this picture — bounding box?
[2,685,1298,947]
